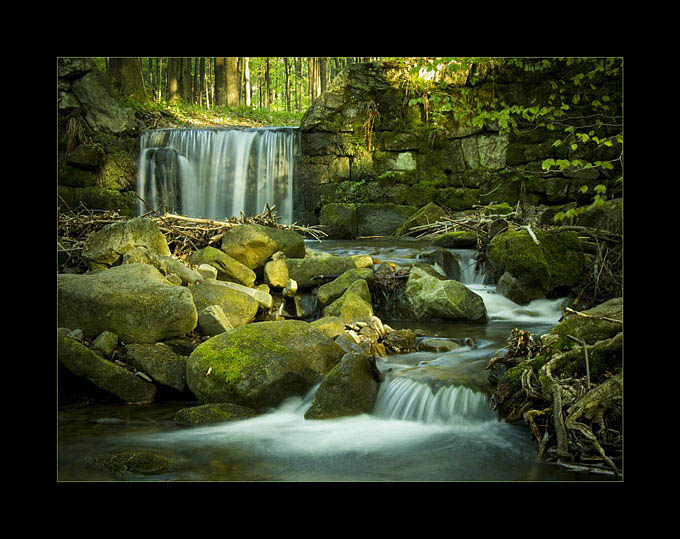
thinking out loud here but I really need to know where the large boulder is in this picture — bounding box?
[189,280,259,328]
[186,320,345,409]
[486,228,588,300]
[57,263,198,343]
[187,246,256,287]
[58,328,156,403]
[264,254,373,288]
[316,267,375,307]
[321,279,374,324]
[304,352,380,419]
[403,266,487,322]
[220,224,306,269]
[81,217,171,270]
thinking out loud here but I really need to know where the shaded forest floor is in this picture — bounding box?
[122,96,304,130]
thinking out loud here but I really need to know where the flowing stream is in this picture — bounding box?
[58,238,615,481]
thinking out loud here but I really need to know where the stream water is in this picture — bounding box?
[57,239,615,482]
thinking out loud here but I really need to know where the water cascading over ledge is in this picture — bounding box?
[137,127,300,223]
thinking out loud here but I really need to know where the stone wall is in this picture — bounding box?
[293,59,623,231]
[57,58,143,216]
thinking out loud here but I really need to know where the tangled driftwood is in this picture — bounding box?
[57,197,327,271]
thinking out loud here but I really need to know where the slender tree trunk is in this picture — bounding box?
[265,57,271,109]
[319,57,327,95]
[226,57,239,107]
[156,58,162,102]
[148,58,153,96]
[167,58,180,103]
[180,58,192,102]
[284,57,291,112]
[199,58,205,106]
[214,57,227,106]
[244,57,251,107]
[193,58,199,104]
[109,57,148,101]
[295,57,302,111]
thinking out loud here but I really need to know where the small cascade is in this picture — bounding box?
[137,127,299,223]
[373,376,494,425]
[453,249,489,285]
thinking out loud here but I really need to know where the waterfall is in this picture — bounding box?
[452,249,489,285]
[373,376,494,425]
[137,127,299,223]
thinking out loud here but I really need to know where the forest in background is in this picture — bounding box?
[97,57,383,126]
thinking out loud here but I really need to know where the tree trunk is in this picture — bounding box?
[167,58,181,103]
[265,57,271,109]
[244,57,251,107]
[180,58,193,102]
[284,57,291,112]
[214,57,227,106]
[156,58,162,102]
[319,57,327,95]
[108,57,148,101]
[226,57,239,107]
[295,57,302,111]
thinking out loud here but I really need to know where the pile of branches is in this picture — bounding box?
[400,203,523,241]
[487,324,623,478]
[57,198,327,272]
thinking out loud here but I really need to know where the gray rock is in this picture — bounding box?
[304,352,380,420]
[404,267,487,322]
[124,343,188,393]
[58,328,156,404]
[93,331,118,358]
[198,305,234,337]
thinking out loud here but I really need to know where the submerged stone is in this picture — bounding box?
[174,402,260,426]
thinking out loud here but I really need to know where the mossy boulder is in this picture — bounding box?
[220,224,306,269]
[321,279,374,324]
[58,328,157,404]
[264,254,373,289]
[395,202,447,236]
[319,203,357,239]
[189,279,259,328]
[486,228,587,300]
[81,217,171,270]
[187,246,256,287]
[185,320,344,409]
[57,264,198,343]
[173,402,259,426]
[304,352,380,420]
[403,266,487,322]
[316,267,375,307]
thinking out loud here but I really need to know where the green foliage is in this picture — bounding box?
[392,57,622,218]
